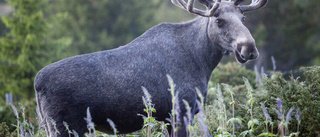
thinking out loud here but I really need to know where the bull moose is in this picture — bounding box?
[34,0,268,136]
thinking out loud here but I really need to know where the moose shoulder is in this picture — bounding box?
[34,0,268,136]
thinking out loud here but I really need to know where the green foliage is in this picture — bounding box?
[207,62,257,118]
[0,0,46,98]
[0,105,16,132]
[0,0,53,99]
[2,66,320,137]
[0,122,18,137]
[0,16,9,36]
[211,62,256,87]
[0,100,38,137]
[206,66,320,136]
[256,66,320,136]
[46,0,162,56]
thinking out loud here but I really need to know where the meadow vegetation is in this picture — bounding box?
[1,63,319,137]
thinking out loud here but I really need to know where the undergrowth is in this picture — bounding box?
[1,65,319,137]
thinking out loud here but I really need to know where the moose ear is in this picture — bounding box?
[233,0,247,6]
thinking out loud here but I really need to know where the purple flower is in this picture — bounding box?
[196,101,209,136]
[276,98,282,110]
[20,123,25,137]
[295,108,301,123]
[84,107,95,130]
[261,103,272,121]
[183,100,192,133]
[9,103,19,120]
[286,107,295,122]
[174,92,181,122]
[107,118,117,135]
[273,108,283,120]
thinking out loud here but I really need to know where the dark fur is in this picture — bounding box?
[34,1,266,136]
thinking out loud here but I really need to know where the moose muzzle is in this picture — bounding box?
[235,41,259,64]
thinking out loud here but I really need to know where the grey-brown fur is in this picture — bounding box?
[34,0,267,136]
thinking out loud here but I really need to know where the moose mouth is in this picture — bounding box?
[235,50,248,64]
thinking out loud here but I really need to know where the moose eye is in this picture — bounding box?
[242,16,246,22]
[215,19,224,27]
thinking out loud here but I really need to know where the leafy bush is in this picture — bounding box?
[206,65,320,136]
[0,99,38,136]
[256,66,320,136]
[210,62,256,87]
[0,104,16,132]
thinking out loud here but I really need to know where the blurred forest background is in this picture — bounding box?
[0,0,320,103]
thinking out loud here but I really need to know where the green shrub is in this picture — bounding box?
[210,62,256,87]
[206,65,320,136]
[207,62,257,106]
[256,66,320,136]
[0,104,16,132]
[207,62,257,122]
[0,99,38,136]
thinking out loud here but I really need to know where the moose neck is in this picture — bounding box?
[178,17,224,81]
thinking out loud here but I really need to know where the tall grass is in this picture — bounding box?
[2,75,306,137]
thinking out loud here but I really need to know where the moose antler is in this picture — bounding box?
[237,0,268,12]
[171,0,221,17]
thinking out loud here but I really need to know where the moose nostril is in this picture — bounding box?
[249,53,254,59]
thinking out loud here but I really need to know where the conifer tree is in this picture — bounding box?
[0,0,49,99]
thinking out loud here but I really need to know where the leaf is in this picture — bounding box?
[247,98,254,105]
[240,130,249,137]
[248,129,255,136]
[248,119,259,129]
[289,132,300,137]
[227,118,242,126]
[258,132,277,136]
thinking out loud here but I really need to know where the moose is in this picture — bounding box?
[34,0,268,136]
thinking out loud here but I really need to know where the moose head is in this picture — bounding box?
[172,0,267,63]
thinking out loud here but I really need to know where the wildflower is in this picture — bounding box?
[72,130,79,137]
[286,107,295,122]
[272,108,283,120]
[142,86,152,104]
[9,103,19,119]
[174,91,180,122]
[261,103,271,121]
[20,123,25,137]
[182,100,192,135]
[276,98,282,110]
[295,108,301,123]
[196,100,209,137]
[295,108,301,132]
[84,107,94,130]
[107,118,117,135]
